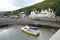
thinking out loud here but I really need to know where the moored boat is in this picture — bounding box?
[21,25,40,36]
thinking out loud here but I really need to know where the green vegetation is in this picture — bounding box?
[3,0,60,16]
[55,1,60,16]
[0,14,3,17]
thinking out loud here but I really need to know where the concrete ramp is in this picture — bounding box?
[49,29,60,40]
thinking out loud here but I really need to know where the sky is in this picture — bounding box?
[0,0,44,11]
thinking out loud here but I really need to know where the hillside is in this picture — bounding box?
[11,0,60,16]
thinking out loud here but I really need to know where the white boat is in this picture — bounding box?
[21,25,40,36]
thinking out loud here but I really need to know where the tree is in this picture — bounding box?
[55,1,60,16]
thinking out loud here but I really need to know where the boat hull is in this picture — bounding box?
[21,27,39,36]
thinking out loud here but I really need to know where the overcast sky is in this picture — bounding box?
[0,0,44,11]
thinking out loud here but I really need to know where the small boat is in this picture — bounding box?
[21,25,40,36]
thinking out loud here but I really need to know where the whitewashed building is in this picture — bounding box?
[19,12,26,18]
[10,15,18,17]
[29,8,55,18]
[29,10,36,18]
